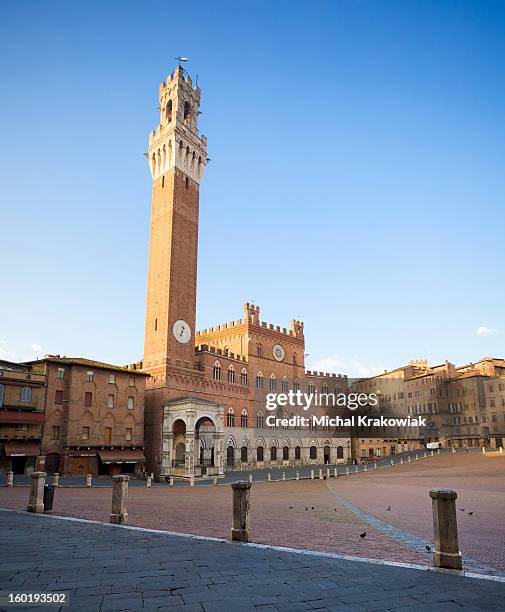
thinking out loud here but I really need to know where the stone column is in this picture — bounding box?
[7,471,14,487]
[86,474,92,488]
[185,432,195,479]
[53,473,60,487]
[214,432,225,476]
[110,475,129,524]
[429,488,463,570]
[231,481,252,542]
[27,471,46,513]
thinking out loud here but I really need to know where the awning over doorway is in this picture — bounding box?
[3,442,41,457]
[97,450,146,464]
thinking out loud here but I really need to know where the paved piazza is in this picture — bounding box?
[1,451,505,608]
[1,510,505,612]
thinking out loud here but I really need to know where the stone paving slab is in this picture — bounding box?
[1,510,504,611]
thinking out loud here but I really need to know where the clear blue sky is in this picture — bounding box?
[1,0,504,376]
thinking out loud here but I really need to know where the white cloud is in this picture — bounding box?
[476,326,497,336]
[30,343,45,353]
[310,354,387,379]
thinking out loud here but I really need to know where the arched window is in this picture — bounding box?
[227,367,235,384]
[256,412,264,428]
[269,374,276,391]
[240,410,248,428]
[241,369,248,386]
[256,373,263,389]
[295,446,301,460]
[322,384,329,395]
[213,361,222,380]
[281,377,288,393]
[165,99,172,122]
[270,446,277,461]
[293,379,299,392]
[308,384,316,394]
[283,414,288,430]
[257,344,263,357]
[241,446,248,462]
[309,446,317,460]
[226,446,234,466]
[183,100,191,121]
[227,408,235,427]
[337,445,344,459]
[282,446,289,460]
[257,446,264,462]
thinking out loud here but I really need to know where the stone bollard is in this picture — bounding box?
[500,447,503,454]
[296,471,300,480]
[110,475,129,524]
[231,481,252,542]
[334,467,338,477]
[430,450,434,457]
[146,476,152,488]
[53,473,60,487]
[310,469,314,480]
[374,463,377,469]
[249,474,253,483]
[408,456,411,463]
[400,458,403,464]
[150,473,154,480]
[282,472,286,481]
[452,447,456,454]
[318,469,323,479]
[415,454,418,460]
[27,472,46,513]
[355,465,359,473]
[482,447,486,454]
[267,473,271,481]
[364,464,367,472]
[429,488,463,570]
[437,448,441,455]
[213,476,218,485]
[190,475,195,487]
[7,471,14,487]
[326,468,330,479]
[390,459,394,466]
[86,474,92,488]
[424,452,427,458]
[345,467,349,476]
[169,477,174,487]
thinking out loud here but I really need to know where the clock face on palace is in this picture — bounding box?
[173,319,191,344]
[272,344,285,362]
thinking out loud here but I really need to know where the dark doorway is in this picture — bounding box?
[226,446,234,467]
[295,446,301,460]
[324,445,330,464]
[45,453,60,474]
[11,456,27,474]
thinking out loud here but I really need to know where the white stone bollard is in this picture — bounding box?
[146,476,152,488]
[213,476,218,485]
[296,471,300,480]
[231,481,251,542]
[27,471,46,513]
[430,450,434,457]
[282,472,286,481]
[437,448,441,455]
[7,471,14,487]
[190,475,195,487]
[52,473,60,487]
[364,464,367,472]
[318,468,323,479]
[169,477,174,487]
[430,488,462,570]
[249,473,253,483]
[86,474,92,488]
[326,468,330,479]
[374,463,377,469]
[482,447,486,454]
[334,467,338,477]
[400,458,404,464]
[150,473,154,480]
[267,472,271,481]
[408,456,411,463]
[424,452,427,458]
[415,454,418,460]
[355,465,359,473]
[452,447,456,454]
[345,467,349,476]
[110,475,129,524]
[310,469,314,480]
[500,447,503,454]
[390,459,394,466]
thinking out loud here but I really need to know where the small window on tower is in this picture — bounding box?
[155,318,158,332]
[161,176,165,188]
[183,101,191,121]
[166,99,172,122]
[185,177,189,189]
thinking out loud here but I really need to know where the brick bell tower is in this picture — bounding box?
[143,65,207,377]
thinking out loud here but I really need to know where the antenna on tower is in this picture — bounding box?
[174,56,189,67]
